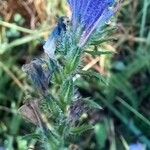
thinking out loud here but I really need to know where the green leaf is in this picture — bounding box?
[17,137,28,150]
[60,78,74,104]
[85,50,114,56]
[97,26,116,36]
[95,123,107,149]
[70,124,94,135]
[21,133,42,141]
[65,47,82,74]
[90,27,116,46]
[84,98,103,110]
[90,38,115,46]
[79,70,108,85]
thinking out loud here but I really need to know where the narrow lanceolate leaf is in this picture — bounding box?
[70,124,94,135]
[21,133,42,141]
[84,98,103,110]
[85,50,114,56]
[60,78,74,104]
[65,47,82,74]
[90,38,115,46]
[79,70,108,85]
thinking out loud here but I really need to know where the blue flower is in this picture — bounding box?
[129,143,146,150]
[43,17,70,58]
[68,0,117,47]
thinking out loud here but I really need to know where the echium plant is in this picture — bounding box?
[19,0,121,149]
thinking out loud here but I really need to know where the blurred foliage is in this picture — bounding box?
[0,0,150,150]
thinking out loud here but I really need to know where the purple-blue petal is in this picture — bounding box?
[68,0,115,26]
[68,0,116,46]
[79,8,114,46]
[68,0,83,28]
[81,0,107,26]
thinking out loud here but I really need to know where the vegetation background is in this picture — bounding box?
[0,0,150,149]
